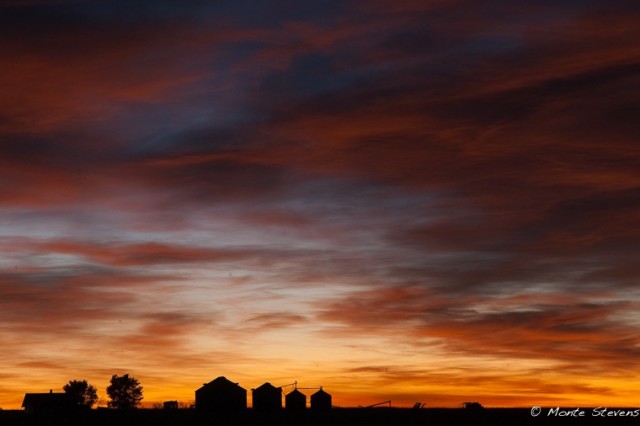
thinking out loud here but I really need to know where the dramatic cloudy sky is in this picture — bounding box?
[1,0,639,409]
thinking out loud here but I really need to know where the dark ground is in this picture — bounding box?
[1,407,639,426]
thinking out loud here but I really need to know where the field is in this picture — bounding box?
[1,407,639,426]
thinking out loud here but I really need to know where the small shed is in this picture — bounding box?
[195,376,247,412]
[463,402,483,410]
[22,391,75,416]
[252,382,281,412]
[310,388,331,412]
[285,388,306,412]
[163,400,178,409]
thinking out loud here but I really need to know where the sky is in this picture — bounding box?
[1,0,639,410]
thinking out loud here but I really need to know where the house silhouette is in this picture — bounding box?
[22,390,75,416]
[195,376,247,412]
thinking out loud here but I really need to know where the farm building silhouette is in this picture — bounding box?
[163,400,178,409]
[195,376,247,412]
[252,382,282,412]
[311,388,332,412]
[196,377,331,412]
[285,388,306,412]
[22,390,75,416]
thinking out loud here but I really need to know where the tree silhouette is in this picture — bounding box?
[63,379,98,408]
[106,374,143,409]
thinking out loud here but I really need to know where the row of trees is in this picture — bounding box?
[63,374,143,409]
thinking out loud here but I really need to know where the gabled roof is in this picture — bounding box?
[22,392,74,408]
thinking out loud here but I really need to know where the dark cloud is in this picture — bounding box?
[0,267,167,332]
[317,286,640,374]
[246,313,308,330]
